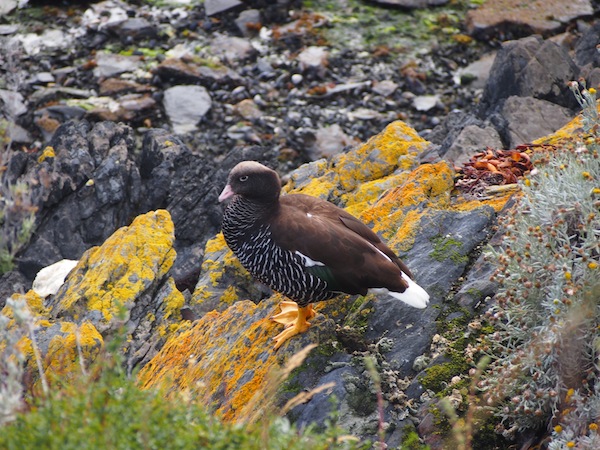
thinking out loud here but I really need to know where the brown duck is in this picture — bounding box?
[219,161,429,349]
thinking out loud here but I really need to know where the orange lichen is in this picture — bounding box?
[137,299,282,421]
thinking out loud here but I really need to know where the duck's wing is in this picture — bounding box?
[270,194,411,295]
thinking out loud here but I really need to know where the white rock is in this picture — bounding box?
[32,259,78,298]
[413,94,440,112]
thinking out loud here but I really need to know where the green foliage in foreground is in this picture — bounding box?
[0,351,367,450]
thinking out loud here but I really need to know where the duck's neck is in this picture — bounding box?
[222,195,278,237]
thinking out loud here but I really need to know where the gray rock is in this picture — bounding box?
[501,96,573,147]
[112,17,157,40]
[372,79,398,96]
[453,52,496,89]
[204,0,242,16]
[17,121,141,278]
[235,9,261,37]
[163,85,212,134]
[309,124,356,160]
[297,46,329,78]
[443,124,503,166]
[0,89,27,117]
[575,20,600,68]
[479,35,579,114]
[93,52,142,78]
[365,207,496,376]
[210,35,257,63]
[6,122,33,144]
[0,24,19,34]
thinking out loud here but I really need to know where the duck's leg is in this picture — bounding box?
[272,303,316,349]
[271,301,316,327]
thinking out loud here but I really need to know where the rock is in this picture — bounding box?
[0,24,19,34]
[0,271,29,310]
[17,120,142,278]
[443,124,503,166]
[369,0,449,8]
[98,78,150,95]
[413,94,440,112]
[93,52,142,78]
[232,98,262,121]
[0,1,23,18]
[31,259,78,298]
[0,89,27,118]
[309,124,357,160]
[372,79,399,97]
[479,35,579,114]
[297,46,329,78]
[235,9,261,37]
[466,0,593,39]
[5,122,33,144]
[48,210,181,356]
[500,96,573,147]
[162,85,212,134]
[14,29,73,56]
[452,52,496,89]
[204,0,243,16]
[111,17,157,41]
[154,58,243,86]
[210,35,257,63]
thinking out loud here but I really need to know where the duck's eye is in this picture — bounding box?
[239,175,249,182]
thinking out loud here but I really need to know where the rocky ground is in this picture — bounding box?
[1,0,599,448]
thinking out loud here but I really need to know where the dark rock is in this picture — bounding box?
[575,21,600,68]
[0,271,29,309]
[500,96,573,147]
[363,206,495,377]
[479,36,579,115]
[112,18,157,41]
[17,121,141,277]
[154,58,244,86]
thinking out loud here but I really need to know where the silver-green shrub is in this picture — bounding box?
[481,83,600,445]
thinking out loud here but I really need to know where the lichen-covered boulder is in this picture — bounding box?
[142,120,514,443]
[2,209,185,385]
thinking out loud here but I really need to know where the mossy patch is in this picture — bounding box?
[430,235,468,265]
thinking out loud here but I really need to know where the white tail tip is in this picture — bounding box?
[371,275,430,309]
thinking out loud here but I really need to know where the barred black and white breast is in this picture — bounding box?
[218,161,430,310]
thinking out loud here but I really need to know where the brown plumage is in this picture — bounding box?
[219,161,429,348]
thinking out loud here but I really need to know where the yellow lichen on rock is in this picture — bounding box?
[52,210,176,324]
[334,121,428,192]
[43,321,103,381]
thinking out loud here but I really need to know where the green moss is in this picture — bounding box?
[430,235,468,265]
[401,426,431,450]
[419,357,469,393]
[342,296,375,331]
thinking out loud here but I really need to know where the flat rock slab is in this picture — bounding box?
[466,0,594,39]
